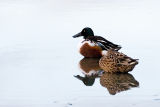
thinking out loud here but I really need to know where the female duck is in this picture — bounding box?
[73,27,121,58]
[99,49,138,73]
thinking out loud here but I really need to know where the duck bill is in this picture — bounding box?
[73,32,82,38]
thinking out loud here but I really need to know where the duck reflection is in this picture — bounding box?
[74,58,103,86]
[100,73,139,95]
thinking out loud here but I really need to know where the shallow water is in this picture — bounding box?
[0,0,160,107]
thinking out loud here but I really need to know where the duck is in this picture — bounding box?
[100,72,139,95]
[74,58,103,86]
[73,27,121,58]
[99,49,138,73]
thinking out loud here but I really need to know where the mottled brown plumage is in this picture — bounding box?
[99,49,138,73]
[100,73,139,95]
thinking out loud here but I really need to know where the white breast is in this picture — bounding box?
[78,40,98,49]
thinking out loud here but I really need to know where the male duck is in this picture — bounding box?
[73,27,121,58]
[99,49,138,73]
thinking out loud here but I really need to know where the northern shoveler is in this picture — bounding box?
[73,27,121,58]
[74,58,103,86]
[100,73,139,95]
[99,49,138,73]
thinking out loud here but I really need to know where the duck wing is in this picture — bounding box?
[107,49,138,65]
[87,36,121,51]
[116,52,139,66]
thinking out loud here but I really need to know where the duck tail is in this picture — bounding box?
[129,59,139,65]
[114,45,122,51]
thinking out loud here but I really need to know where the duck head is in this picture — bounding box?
[74,75,95,86]
[73,27,94,39]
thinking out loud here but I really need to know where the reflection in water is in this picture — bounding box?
[74,58,139,95]
[75,75,97,86]
[74,58,103,86]
[79,58,101,74]
[100,73,139,95]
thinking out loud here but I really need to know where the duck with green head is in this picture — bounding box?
[73,27,121,58]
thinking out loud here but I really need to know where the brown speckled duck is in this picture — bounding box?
[99,49,138,73]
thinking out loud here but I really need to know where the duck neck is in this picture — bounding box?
[84,35,94,39]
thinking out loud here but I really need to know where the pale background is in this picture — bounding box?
[0,0,160,107]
